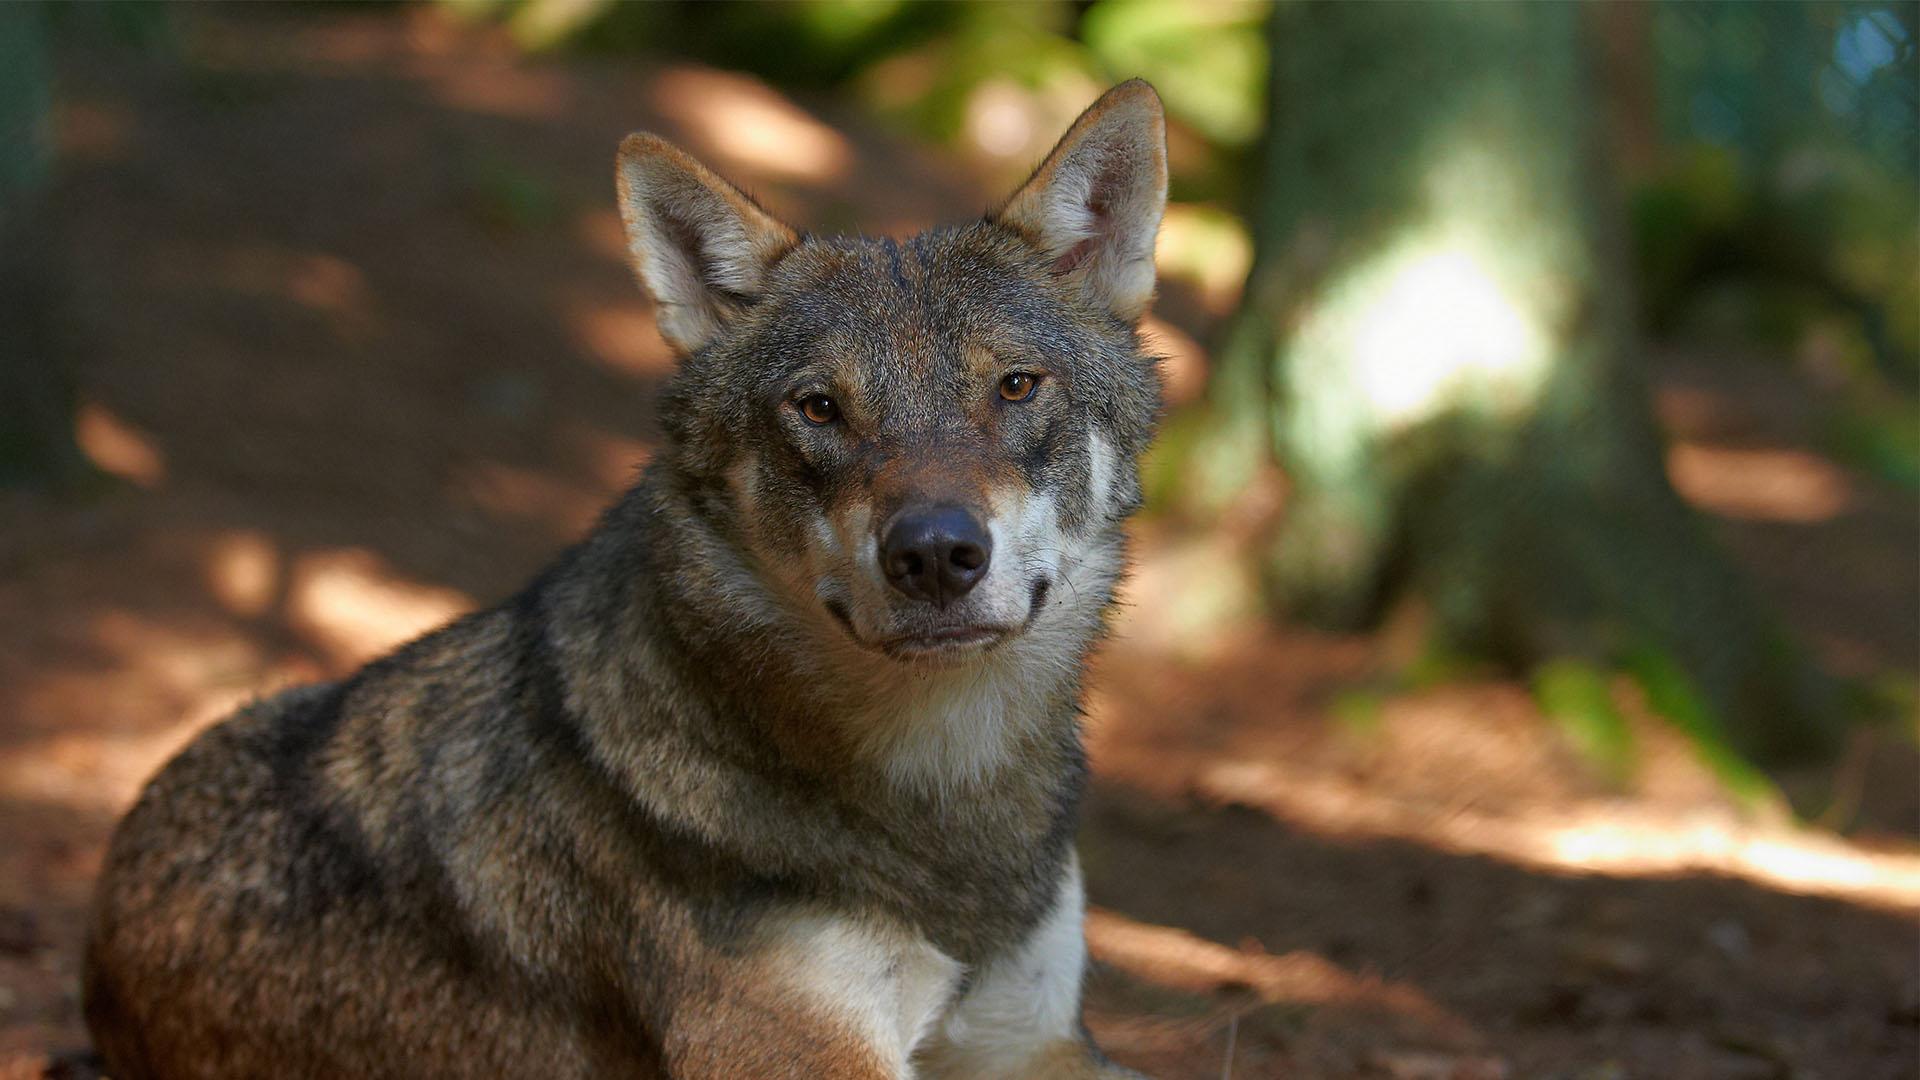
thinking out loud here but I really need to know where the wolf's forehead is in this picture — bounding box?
[766,232,1069,370]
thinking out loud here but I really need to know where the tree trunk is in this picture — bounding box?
[0,5,86,487]
[1201,1,1837,763]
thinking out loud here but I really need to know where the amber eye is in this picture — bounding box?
[797,394,839,425]
[999,373,1040,402]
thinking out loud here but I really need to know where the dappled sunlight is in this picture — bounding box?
[1544,813,1914,896]
[287,548,474,668]
[203,529,281,619]
[1085,909,1465,1035]
[0,612,289,814]
[568,300,675,379]
[9,6,1912,1074]
[209,248,379,340]
[1667,443,1854,523]
[958,73,1106,178]
[1154,203,1251,315]
[650,67,850,185]
[1280,133,1582,490]
[457,460,611,539]
[74,402,165,489]
[0,720,204,816]
[964,78,1051,160]
[1138,316,1207,406]
[1107,529,1266,661]
[1339,244,1551,431]
[1283,228,1557,485]
[1198,758,1920,911]
[429,59,574,119]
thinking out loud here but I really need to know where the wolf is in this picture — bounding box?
[83,78,1167,1078]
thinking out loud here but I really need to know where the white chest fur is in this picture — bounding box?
[759,912,964,1072]
[757,858,1089,1078]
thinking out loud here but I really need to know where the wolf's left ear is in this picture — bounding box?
[997,79,1168,322]
[616,133,799,354]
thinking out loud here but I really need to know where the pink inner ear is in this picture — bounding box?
[1048,186,1113,276]
[1050,236,1099,276]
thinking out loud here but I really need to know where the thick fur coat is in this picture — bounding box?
[85,80,1169,1079]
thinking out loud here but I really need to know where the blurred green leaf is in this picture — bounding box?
[1824,396,1920,489]
[1625,643,1774,804]
[1330,687,1386,737]
[1533,659,1636,785]
[1080,0,1268,146]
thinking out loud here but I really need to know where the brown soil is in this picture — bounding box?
[3,9,1915,1079]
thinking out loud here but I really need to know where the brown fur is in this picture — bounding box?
[85,81,1168,1078]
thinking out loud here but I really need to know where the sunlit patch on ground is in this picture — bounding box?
[286,548,475,668]
[1086,909,1464,1034]
[649,66,851,185]
[1666,443,1854,523]
[202,529,280,619]
[1200,759,1920,911]
[2,611,276,815]
[567,300,674,379]
[73,403,164,489]
[3,9,1914,1078]
[456,460,612,542]
[200,248,383,343]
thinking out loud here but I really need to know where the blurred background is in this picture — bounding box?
[0,2,1915,1077]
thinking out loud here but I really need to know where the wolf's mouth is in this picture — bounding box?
[878,626,1007,660]
[823,578,1052,663]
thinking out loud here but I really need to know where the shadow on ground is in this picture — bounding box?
[2,9,1914,1079]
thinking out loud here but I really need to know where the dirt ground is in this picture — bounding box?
[3,9,1916,1079]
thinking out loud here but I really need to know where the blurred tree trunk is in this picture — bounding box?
[1199,1,1837,763]
[0,5,86,487]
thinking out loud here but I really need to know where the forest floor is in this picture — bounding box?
[2,9,1915,1079]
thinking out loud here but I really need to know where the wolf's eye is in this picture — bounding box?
[797,394,839,425]
[999,373,1041,402]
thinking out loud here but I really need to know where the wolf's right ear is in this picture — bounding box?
[615,134,799,354]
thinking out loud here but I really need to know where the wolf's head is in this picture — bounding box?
[616,81,1164,688]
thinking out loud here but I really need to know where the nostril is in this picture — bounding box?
[948,543,986,572]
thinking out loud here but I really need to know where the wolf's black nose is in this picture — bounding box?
[881,506,992,607]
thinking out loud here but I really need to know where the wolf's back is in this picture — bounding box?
[80,608,656,1078]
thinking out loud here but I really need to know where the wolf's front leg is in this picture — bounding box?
[916,856,1147,1079]
[664,909,964,1079]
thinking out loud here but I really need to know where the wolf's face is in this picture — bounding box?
[618,82,1165,672]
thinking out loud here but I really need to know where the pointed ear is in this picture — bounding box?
[615,133,799,354]
[996,79,1168,322]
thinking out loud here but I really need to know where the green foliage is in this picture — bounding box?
[1823,394,1920,489]
[1532,660,1637,786]
[849,3,1097,144]
[435,0,1905,778]
[445,0,1269,201]
[1639,2,1919,388]
[1328,687,1386,738]
[1079,0,1266,146]
[1624,644,1775,804]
